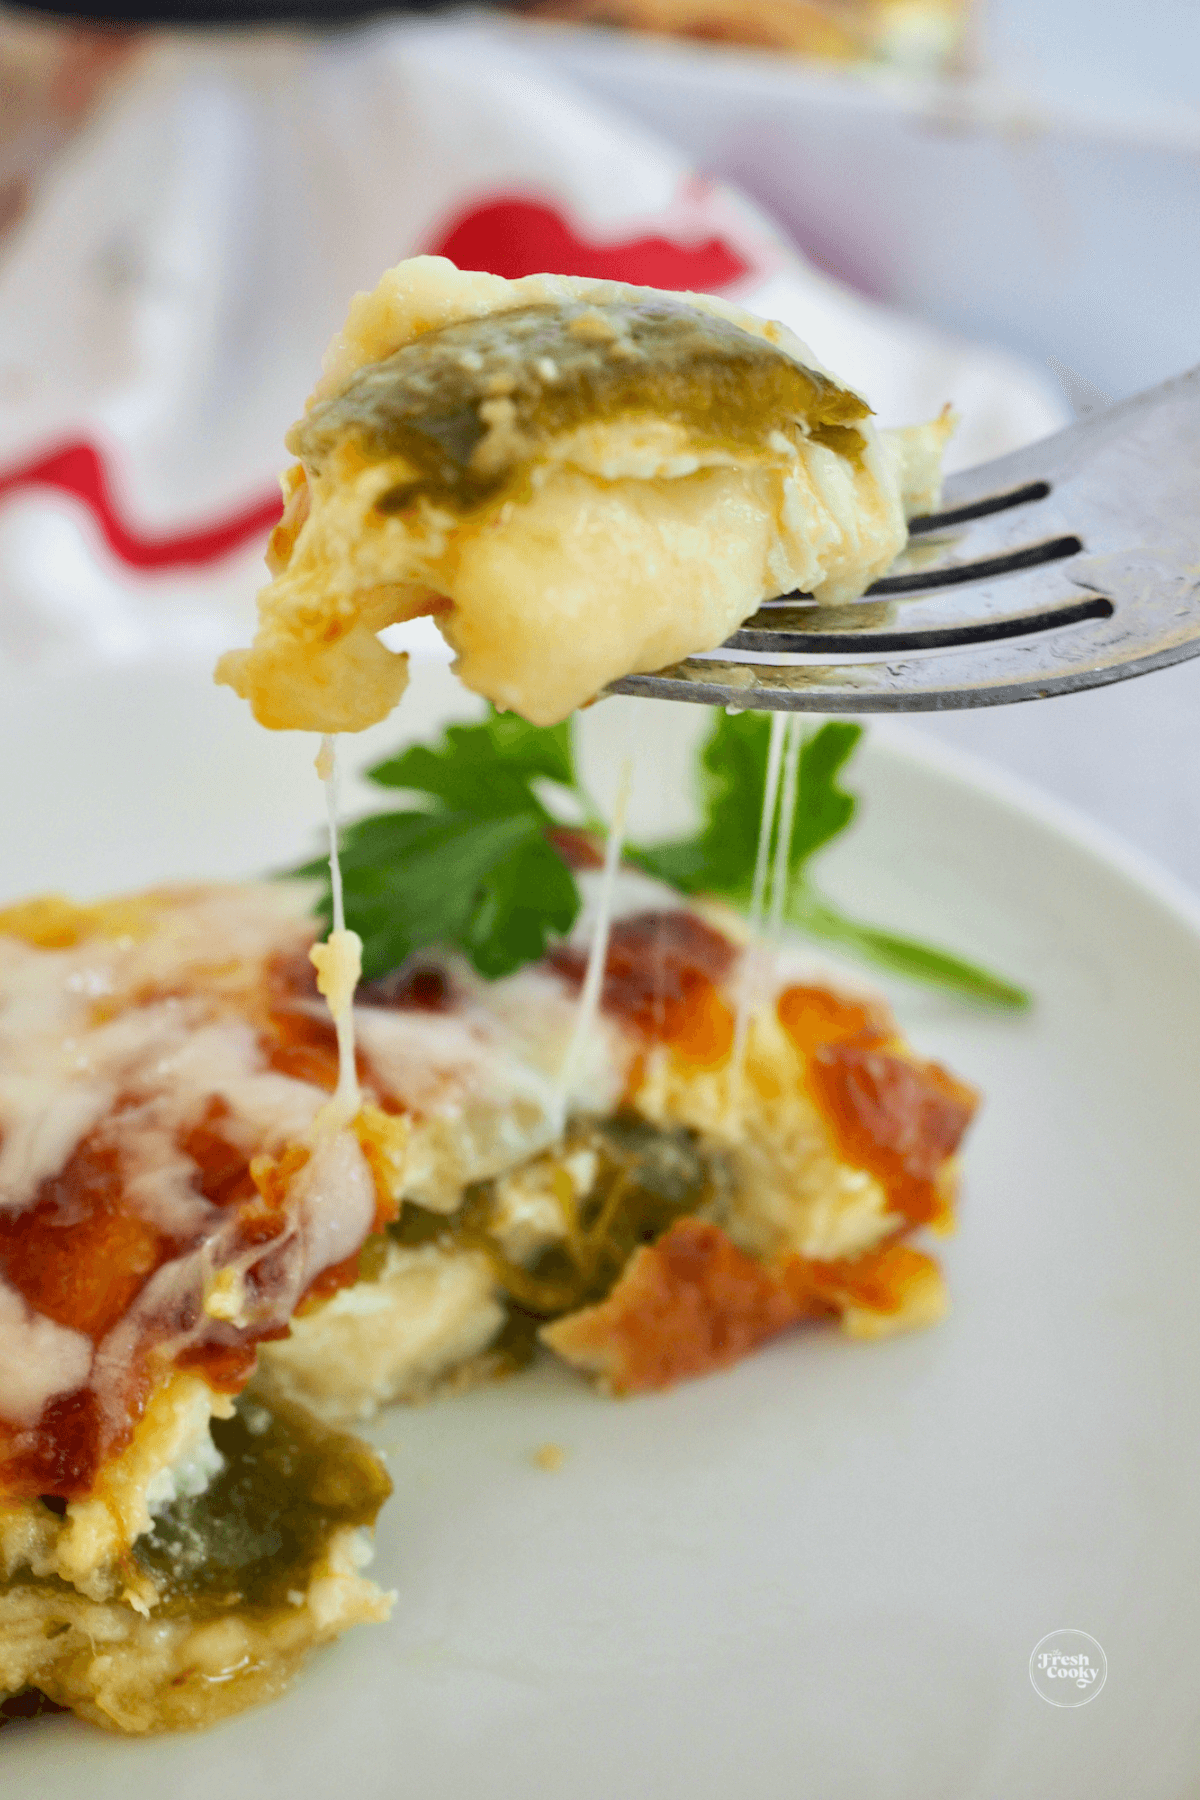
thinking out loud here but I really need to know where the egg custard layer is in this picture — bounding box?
[255,882,975,1420]
[215,257,951,732]
[0,876,976,1730]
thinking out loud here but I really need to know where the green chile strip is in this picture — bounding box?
[390,1112,730,1323]
[132,1396,391,1617]
[290,298,870,514]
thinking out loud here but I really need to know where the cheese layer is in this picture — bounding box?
[258,880,977,1421]
[0,1523,388,1734]
[1,877,976,1573]
[215,257,951,731]
[0,886,384,1513]
[0,880,627,1559]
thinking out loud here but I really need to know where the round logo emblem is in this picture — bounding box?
[1029,1630,1108,1706]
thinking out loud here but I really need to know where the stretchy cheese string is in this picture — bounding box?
[769,715,803,939]
[749,712,788,934]
[730,711,788,1110]
[310,734,363,1129]
[556,756,634,1123]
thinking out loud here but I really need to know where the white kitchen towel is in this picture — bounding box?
[0,18,1066,673]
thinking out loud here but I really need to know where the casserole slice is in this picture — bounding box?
[0,887,394,1733]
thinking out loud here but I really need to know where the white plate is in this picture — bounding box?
[4,654,1200,1797]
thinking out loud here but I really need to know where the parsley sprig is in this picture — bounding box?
[294,715,586,980]
[629,712,1029,1009]
[295,708,1028,1007]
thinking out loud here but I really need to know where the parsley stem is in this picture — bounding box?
[788,886,1031,1010]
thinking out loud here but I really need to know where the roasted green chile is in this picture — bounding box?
[291,298,870,515]
[133,1396,391,1616]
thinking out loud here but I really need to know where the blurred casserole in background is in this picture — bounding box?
[520,0,973,72]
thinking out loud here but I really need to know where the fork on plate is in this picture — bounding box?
[609,365,1200,712]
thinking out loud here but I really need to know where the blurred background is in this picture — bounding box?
[0,0,1197,883]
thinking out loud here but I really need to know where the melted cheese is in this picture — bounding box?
[310,736,363,1130]
[0,865,957,1584]
[0,1279,93,1425]
[0,880,639,1488]
[215,256,947,733]
[0,888,372,1483]
[353,966,629,1213]
[292,1129,376,1290]
[730,710,787,1104]
[555,756,633,1115]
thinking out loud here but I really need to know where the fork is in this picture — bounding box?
[608,364,1200,712]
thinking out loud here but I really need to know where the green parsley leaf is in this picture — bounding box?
[789,718,861,865]
[293,713,583,982]
[460,830,580,980]
[627,712,847,897]
[367,715,575,817]
[293,700,1029,1009]
[630,712,1030,1010]
[631,712,863,900]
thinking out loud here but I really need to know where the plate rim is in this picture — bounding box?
[867,711,1200,941]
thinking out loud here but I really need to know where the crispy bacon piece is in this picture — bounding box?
[543,1218,943,1394]
[173,1340,262,1393]
[262,1004,343,1091]
[0,1111,383,1498]
[4,1388,107,1500]
[357,962,454,1012]
[181,1098,257,1209]
[260,948,343,1086]
[543,1219,800,1392]
[782,1238,945,1321]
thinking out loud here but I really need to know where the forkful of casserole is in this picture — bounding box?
[216,255,1200,733]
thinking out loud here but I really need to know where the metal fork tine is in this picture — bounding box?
[907,479,1051,534]
[865,535,1082,596]
[605,364,1200,713]
[726,594,1113,656]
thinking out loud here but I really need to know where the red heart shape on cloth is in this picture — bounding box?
[429,195,751,290]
